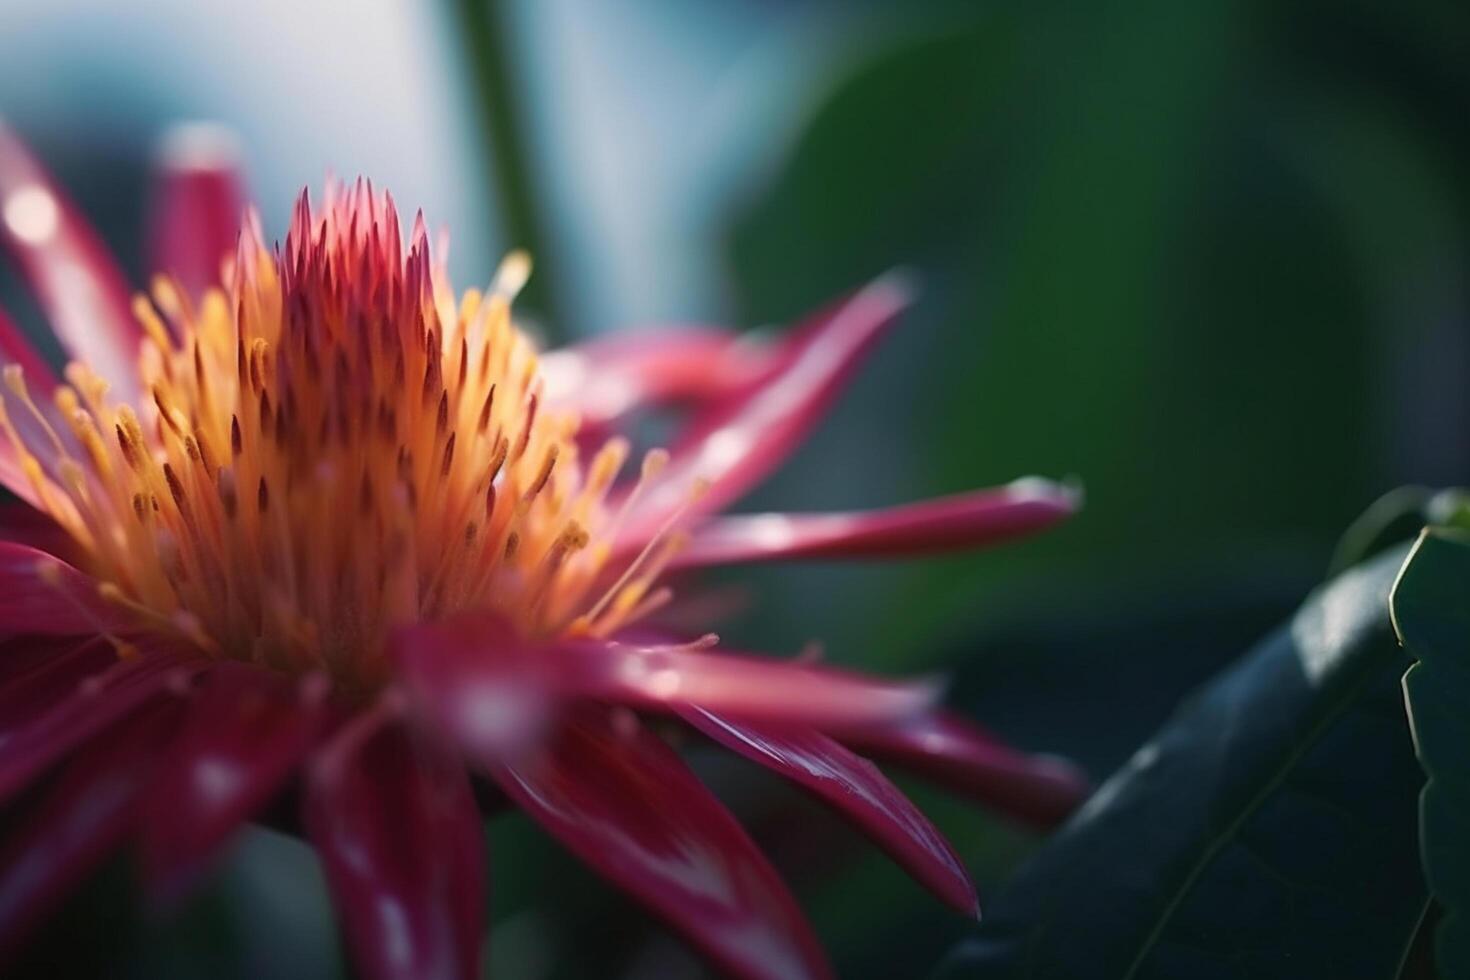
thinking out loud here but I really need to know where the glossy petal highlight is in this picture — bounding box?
[493,712,831,980]
[147,123,245,297]
[672,479,1080,569]
[616,274,913,549]
[141,663,326,901]
[0,122,141,400]
[305,716,485,980]
[682,708,978,916]
[842,711,1090,830]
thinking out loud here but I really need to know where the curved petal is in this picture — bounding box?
[147,123,244,297]
[0,644,201,805]
[614,273,914,549]
[304,716,485,980]
[492,712,831,980]
[0,303,58,392]
[0,122,141,400]
[681,708,977,916]
[0,504,79,565]
[392,614,939,741]
[840,712,1090,831]
[559,639,940,736]
[542,327,771,427]
[389,615,556,765]
[0,697,185,961]
[0,542,129,636]
[141,663,326,903]
[0,638,114,734]
[671,479,1081,570]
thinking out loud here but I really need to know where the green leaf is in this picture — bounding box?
[935,544,1426,979]
[1392,527,1470,980]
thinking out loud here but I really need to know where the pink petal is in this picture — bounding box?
[0,302,58,392]
[389,616,556,765]
[0,645,200,806]
[0,638,115,737]
[542,327,770,427]
[140,663,326,903]
[147,124,244,297]
[0,542,129,636]
[681,708,978,916]
[0,697,184,960]
[0,504,78,564]
[492,712,831,980]
[671,479,1081,569]
[0,122,141,400]
[558,639,941,736]
[0,636,95,689]
[615,273,914,549]
[304,716,485,980]
[841,712,1090,831]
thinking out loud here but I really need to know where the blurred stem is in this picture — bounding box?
[453,0,563,336]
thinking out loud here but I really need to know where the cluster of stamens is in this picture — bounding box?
[0,182,691,686]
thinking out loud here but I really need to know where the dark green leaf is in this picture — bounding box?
[935,545,1425,979]
[1392,527,1470,980]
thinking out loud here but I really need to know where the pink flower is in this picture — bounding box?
[0,121,1086,980]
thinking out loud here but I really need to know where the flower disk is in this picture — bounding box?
[0,182,680,689]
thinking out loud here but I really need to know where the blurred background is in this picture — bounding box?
[1,0,1467,977]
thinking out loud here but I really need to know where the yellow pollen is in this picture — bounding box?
[4,186,698,685]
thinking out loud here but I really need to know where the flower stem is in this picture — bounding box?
[451,0,563,337]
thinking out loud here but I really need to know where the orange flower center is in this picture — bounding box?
[0,185,686,686]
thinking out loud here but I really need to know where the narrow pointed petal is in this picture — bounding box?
[492,713,831,980]
[141,663,326,902]
[304,717,485,980]
[541,327,770,427]
[0,698,184,960]
[559,639,940,735]
[394,615,938,740]
[0,647,200,805]
[841,712,1089,830]
[682,708,978,915]
[0,542,128,636]
[615,274,914,548]
[0,122,141,400]
[147,124,244,297]
[671,479,1081,570]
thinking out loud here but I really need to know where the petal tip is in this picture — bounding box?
[155,122,242,173]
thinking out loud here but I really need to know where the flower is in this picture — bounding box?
[0,121,1086,980]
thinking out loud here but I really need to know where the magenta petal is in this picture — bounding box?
[681,708,977,915]
[0,639,114,738]
[615,273,914,548]
[141,663,325,902]
[841,712,1090,831]
[0,698,184,959]
[493,713,831,980]
[0,504,78,564]
[542,327,769,427]
[558,639,940,735]
[0,542,129,636]
[147,124,244,297]
[0,122,141,400]
[0,303,58,393]
[671,479,1081,569]
[390,616,556,764]
[304,717,485,980]
[0,647,200,805]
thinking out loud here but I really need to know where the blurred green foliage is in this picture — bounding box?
[723,0,1470,675]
